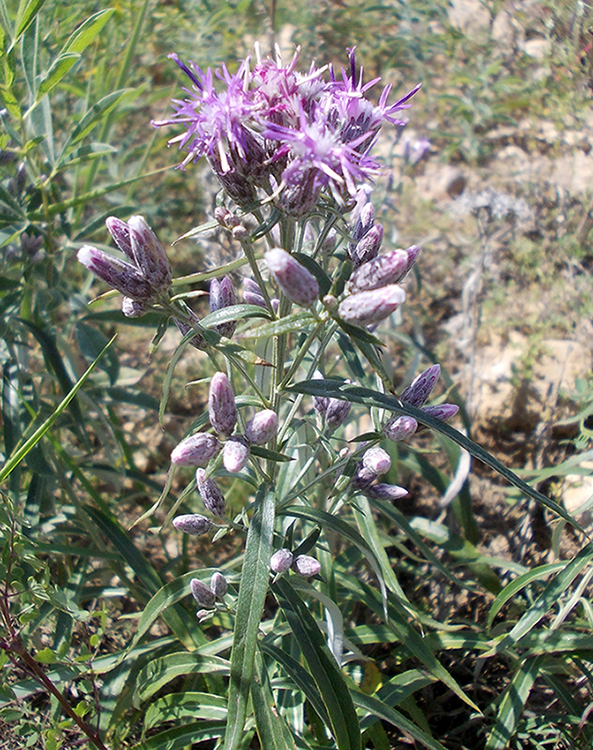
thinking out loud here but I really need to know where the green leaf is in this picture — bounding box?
[485,656,543,750]
[0,336,115,484]
[293,252,331,297]
[135,652,231,703]
[272,577,361,750]
[129,722,226,750]
[199,303,273,329]
[487,543,593,656]
[251,648,297,750]
[144,692,227,730]
[37,52,80,99]
[223,486,275,750]
[285,380,584,531]
[250,445,295,463]
[59,90,132,158]
[353,691,447,750]
[240,312,316,339]
[76,321,119,386]
[14,0,46,43]
[62,9,114,55]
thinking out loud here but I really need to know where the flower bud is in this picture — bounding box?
[264,248,319,307]
[312,370,329,417]
[122,297,147,318]
[401,365,441,408]
[171,434,221,467]
[210,276,236,338]
[352,223,384,268]
[350,201,375,246]
[105,217,134,260]
[351,465,376,490]
[365,483,409,502]
[383,416,418,442]
[210,571,228,598]
[404,245,421,277]
[128,215,172,293]
[222,436,250,473]
[208,372,237,437]
[270,549,294,574]
[172,514,214,536]
[190,578,216,608]
[347,249,409,293]
[421,404,459,422]
[77,245,156,302]
[243,278,266,308]
[196,468,226,517]
[362,446,392,476]
[338,285,406,327]
[292,555,321,578]
[245,410,278,445]
[325,397,352,432]
[175,309,207,350]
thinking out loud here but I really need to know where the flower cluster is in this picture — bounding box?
[153,48,420,214]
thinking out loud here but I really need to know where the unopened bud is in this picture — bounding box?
[77,245,156,302]
[190,578,216,608]
[171,433,221,467]
[210,571,228,598]
[401,365,441,408]
[351,202,375,245]
[293,555,321,578]
[223,436,250,473]
[172,514,214,536]
[245,410,278,445]
[338,285,406,327]
[232,224,248,239]
[196,468,226,517]
[351,465,376,490]
[122,297,147,318]
[365,483,409,502]
[105,217,134,260]
[404,245,421,277]
[210,276,236,338]
[325,398,352,432]
[264,248,319,307]
[421,404,459,422]
[128,215,172,293]
[347,249,409,293]
[362,446,392,476]
[270,548,294,573]
[312,371,329,417]
[208,372,237,437]
[175,309,207,350]
[352,223,384,267]
[383,416,418,442]
[243,278,266,308]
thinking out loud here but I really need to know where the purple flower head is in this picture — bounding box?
[265,248,319,307]
[210,571,228,598]
[292,555,321,578]
[171,433,221,467]
[208,372,237,437]
[347,248,409,293]
[383,415,418,442]
[421,404,459,422]
[77,246,156,302]
[190,578,216,608]
[223,436,250,473]
[270,548,294,574]
[362,446,392,476]
[209,276,236,338]
[245,409,278,445]
[196,468,226,517]
[401,364,441,408]
[338,284,406,327]
[173,514,214,536]
[364,483,409,502]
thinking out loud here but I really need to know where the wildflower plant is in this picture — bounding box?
[70,44,590,750]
